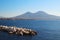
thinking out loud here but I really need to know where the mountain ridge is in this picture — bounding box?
[13,11,60,20]
[0,11,60,20]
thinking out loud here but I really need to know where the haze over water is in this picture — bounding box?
[0,0,60,40]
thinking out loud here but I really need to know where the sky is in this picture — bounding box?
[0,0,60,17]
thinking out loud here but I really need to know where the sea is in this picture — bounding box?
[0,20,60,40]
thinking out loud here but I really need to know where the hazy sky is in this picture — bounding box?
[0,0,60,17]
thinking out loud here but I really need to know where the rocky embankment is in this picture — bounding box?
[0,25,37,36]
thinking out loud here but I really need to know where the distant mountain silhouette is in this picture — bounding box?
[0,16,4,18]
[13,11,60,20]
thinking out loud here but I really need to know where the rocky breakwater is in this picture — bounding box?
[0,25,37,36]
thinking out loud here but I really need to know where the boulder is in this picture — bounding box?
[0,25,37,36]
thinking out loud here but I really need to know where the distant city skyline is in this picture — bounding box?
[0,0,60,17]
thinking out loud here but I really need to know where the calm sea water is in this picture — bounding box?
[0,20,60,40]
